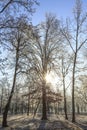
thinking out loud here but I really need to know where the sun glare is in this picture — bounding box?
[45,72,58,91]
[45,73,52,83]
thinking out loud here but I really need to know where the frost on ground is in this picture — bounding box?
[0,114,86,130]
[75,115,87,130]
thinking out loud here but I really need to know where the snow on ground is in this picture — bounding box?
[75,115,87,130]
[0,114,86,130]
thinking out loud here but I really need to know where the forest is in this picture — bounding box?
[0,0,87,130]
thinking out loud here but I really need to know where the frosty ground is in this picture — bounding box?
[0,114,87,130]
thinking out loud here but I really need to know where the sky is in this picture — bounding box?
[31,0,87,92]
[32,0,87,25]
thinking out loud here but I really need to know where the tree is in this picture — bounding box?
[0,78,9,114]
[2,22,21,127]
[0,0,39,79]
[2,18,33,127]
[29,13,64,120]
[61,56,69,120]
[0,0,39,127]
[61,0,87,122]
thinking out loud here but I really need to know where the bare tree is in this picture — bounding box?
[61,56,69,120]
[0,0,39,127]
[61,0,87,122]
[2,19,33,127]
[29,13,64,120]
[0,0,39,14]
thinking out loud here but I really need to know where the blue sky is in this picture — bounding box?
[32,0,87,25]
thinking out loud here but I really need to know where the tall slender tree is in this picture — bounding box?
[2,19,33,127]
[61,0,87,122]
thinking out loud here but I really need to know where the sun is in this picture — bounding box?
[45,73,52,83]
[45,72,58,91]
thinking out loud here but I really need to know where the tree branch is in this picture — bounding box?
[0,0,13,13]
[77,38,87,51]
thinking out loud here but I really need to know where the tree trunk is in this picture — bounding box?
[41,80,47,120]
[27,94,30,116]
[63,76,68,120]
[2,48,19,127]
[57,102,59,115]
[62,59,68,120]
[0,87,3,114]
[15,102,18,114]
[72,53,77,122]
[33,99,40,118]
[77,104,80,114]
[2,93,13,127]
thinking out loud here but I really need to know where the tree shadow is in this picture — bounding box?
[14,119,47,130]
[75,122,87,130]
[37,120,47,130]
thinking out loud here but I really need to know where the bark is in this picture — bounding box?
[33,99,40,118]
[15,102,18,114]
[72,52,77,122]
[41,80,47,120]
[21,100,24,114]
[63,77,68,120]
[2,71,17,127]
[0,87,3,114]
[77,104,80,114]
[62,59,68,120]
[0,0,13,13]
[27,94,30,116]
[2,46,19,127]
[57,102,59,115]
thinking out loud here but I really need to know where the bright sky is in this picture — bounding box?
[32,0,87,25]
[31,0,87,92]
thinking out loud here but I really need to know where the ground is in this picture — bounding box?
[76,115,87,130]
[0,114,87,130]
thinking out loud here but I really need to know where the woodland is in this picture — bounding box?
[0,0,87,130]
